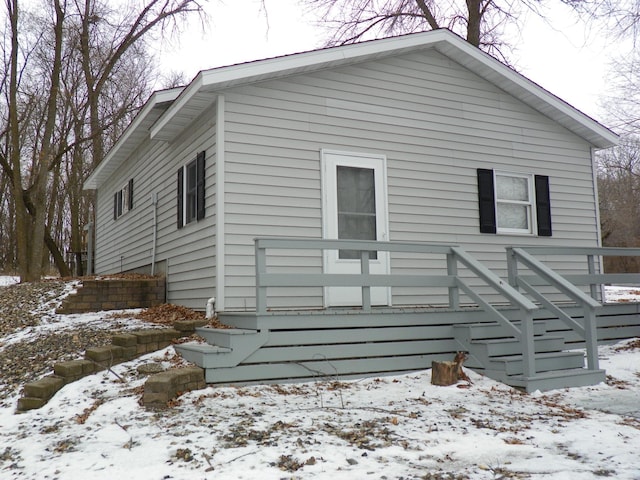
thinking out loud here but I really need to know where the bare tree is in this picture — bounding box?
[302,0,547,59]
[0,0,206,281]
[561,0,640,42]
[597,137,640,272]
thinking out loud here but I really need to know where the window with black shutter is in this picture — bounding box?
[113,179,133,220]
[177,151,206,228]
[477,168,552,236]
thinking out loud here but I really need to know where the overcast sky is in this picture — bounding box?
[157,0,618,123]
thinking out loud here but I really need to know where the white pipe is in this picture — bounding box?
[150,192,158,276]
[206,297,216,319]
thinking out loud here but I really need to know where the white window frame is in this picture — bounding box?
[121,182,130,215]
[114,181,130,219]
[183,158,198,225]
[494,171,536,235]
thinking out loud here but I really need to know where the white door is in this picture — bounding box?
[321,150,391,307]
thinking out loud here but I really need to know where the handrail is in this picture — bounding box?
[254,237,538,347]
[505,247,619,373]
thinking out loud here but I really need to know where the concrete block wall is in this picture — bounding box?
[56,278,165,314]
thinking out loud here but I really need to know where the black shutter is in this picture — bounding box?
[113,192,118,221]
[196,150,206,221]
[128,178,134,210]
[177,167,184,229]
[535,175,552,236]
[477,168,496,234]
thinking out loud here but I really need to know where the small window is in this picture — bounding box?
[113,179,133,220]
[177,151,205,228]
[477,169,551,237]
[495,172,534,234]
[186,160,198,224]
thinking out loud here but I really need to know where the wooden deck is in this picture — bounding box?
[176,240,640,392]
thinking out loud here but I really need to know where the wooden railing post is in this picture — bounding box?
[446,252,459,309]
[584,306,600,370]
[255,240,267,315]
[521,312,536,378]
[360,250,371,312]
[587,254,598,300]
[506,247,518,289]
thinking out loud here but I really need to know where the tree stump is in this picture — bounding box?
[431,360,460,386]
[431,352,472,386]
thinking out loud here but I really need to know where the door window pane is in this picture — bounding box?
[337,166,377,259]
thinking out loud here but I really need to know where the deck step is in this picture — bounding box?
[486,351,585,375]
[174,343,232,369]
[471,335,566,357]
[453,321,547,341]
[216,314,259,330]
[179,328,270,369]
[504,368,606,393]
[196,327,260,349]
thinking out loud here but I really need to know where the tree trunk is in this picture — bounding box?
[7,0,31,282]
[465,0,482,47]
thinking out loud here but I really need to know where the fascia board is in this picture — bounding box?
[84,87,183,190]
[433,36,618,149]
[149,30,453,141]
[149,28,617,149]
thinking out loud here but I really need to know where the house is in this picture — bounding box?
[84,29,640,392]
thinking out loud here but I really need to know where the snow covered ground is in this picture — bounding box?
[0,275,18,286]
[0,279,638,479]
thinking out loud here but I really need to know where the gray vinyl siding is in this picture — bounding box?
[220,48,600,310]
[94,104,218,310]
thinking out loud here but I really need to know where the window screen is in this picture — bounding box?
[337,166,377,259]
[495,173,532,233]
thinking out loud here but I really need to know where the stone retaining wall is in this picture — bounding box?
[17,319,208,412]
[143,367,206,408]
[56,278,165,314]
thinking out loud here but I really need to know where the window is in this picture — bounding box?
[337,166,378,259]
[477,169,551,236]
[177,151,205,228]
[113,179,133,220]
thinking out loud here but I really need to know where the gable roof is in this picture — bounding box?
[85,29,617,190]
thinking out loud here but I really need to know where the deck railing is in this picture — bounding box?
[506,246,640,374]
[255,238,542,373]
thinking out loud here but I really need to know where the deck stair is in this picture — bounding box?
[176,327,268,369]
[453,320,605,392]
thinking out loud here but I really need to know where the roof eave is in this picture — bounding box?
[149,30,617,149]
[432,38,618,149]
[83,86,184,190]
